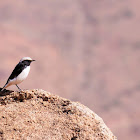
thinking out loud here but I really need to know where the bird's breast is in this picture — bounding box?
[16,66,30,82]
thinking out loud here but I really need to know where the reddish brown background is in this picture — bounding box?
[0,0,140,139]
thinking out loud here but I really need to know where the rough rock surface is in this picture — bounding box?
[0,89,117,140]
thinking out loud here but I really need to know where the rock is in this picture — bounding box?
[0,89,117,140]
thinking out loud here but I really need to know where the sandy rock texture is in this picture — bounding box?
[0,89,117,140]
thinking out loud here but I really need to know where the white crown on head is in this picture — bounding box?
[20,57,33,62]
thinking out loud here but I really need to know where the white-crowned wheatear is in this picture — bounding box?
[1,57,35,91]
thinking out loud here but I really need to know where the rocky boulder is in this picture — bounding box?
[0,89,117,140]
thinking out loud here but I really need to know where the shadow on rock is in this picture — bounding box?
[0,88,13,97]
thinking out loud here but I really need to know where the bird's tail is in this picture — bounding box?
[1,84,7,91]
[1,82,9,91]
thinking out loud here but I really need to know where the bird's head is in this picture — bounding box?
[20,57,35,62]
[20,57,35,66]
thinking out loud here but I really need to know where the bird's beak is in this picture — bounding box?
[31,60,35,62]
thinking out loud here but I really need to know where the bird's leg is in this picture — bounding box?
[16,85,22,91]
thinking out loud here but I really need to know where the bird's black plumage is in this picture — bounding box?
[6,60,32,84]
[1,58,35,91]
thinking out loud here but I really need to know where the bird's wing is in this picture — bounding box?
[7,62,25,82]
[1,63,25,91]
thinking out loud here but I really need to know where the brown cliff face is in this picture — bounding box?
[0,89,117,140]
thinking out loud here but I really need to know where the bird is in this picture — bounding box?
[1,57,35,91]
